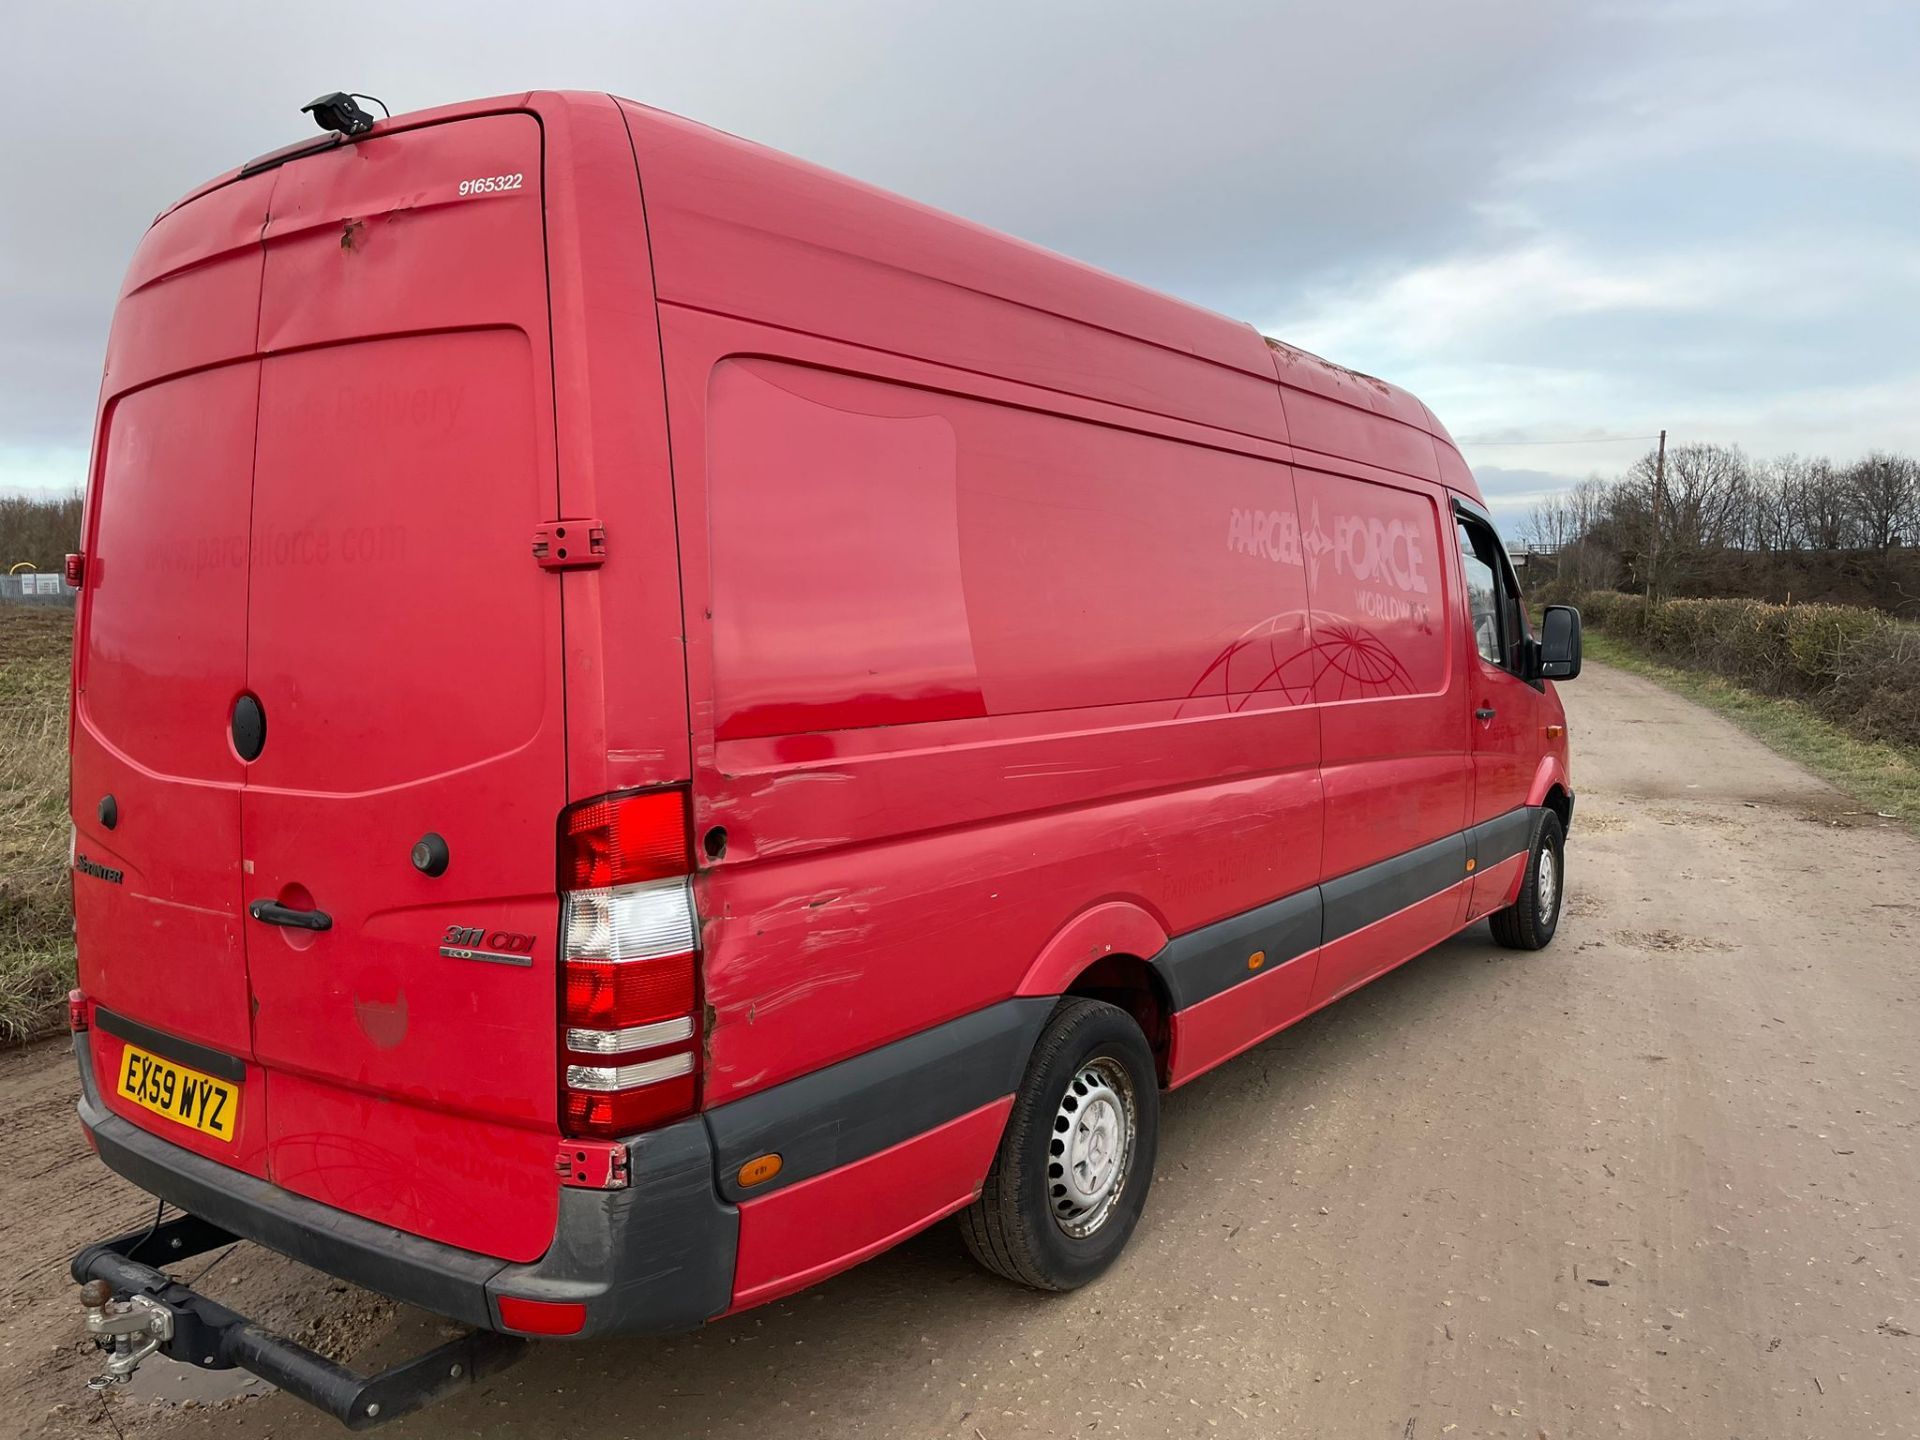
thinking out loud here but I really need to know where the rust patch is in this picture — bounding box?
[340,219,365,252]
[1264,334,1392,394]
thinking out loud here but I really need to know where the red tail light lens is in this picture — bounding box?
[563,1072,698,1139]
[63,553,85,588]
[557,789,700,1142]
[558,789,689,891]
[564,955,695,1030]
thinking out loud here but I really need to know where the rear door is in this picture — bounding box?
[71,175,276,1178]
[241,113,571,1262]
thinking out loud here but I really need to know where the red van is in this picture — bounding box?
[66,90,1580,1423]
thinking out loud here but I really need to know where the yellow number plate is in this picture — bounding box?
[116,1044,239,1142]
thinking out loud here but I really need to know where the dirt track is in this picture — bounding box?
[5,660,1917,1439]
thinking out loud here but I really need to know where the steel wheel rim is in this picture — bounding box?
[1047,1055,1136,1238]
[1537,845,1559,921]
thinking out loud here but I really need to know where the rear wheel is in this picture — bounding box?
[959,998,1159,1290]
[1489,810,1565,950]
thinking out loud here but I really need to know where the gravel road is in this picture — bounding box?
[5,659,1917,1439]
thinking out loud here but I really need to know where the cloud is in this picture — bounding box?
[1,0,1914,511]
[1277,238,1743,361]
[0,445,87,499]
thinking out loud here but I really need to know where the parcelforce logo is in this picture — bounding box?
[74,854,125,885]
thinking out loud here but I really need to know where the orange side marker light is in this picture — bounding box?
[737,1153,783,1188]
[1247,951,1266,971]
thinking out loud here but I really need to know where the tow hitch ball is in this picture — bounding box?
[80,1278,173,1389]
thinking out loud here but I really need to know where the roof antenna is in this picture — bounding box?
[301,92,388,137]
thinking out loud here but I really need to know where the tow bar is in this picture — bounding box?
[73,1212,527,1429]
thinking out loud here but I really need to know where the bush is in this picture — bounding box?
[1577,590,1920,749]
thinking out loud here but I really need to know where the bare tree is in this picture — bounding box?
[1522,491,1579,550]
[1615,442,1750,596]
[1516,442,1919,611]
[0,493,84,572]
[1846,452,1920,551]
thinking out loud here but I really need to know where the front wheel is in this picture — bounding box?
[958,998,1159,1291]
[1489,809,1565,950]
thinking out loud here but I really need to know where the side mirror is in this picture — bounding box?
[1538,605,1582,680]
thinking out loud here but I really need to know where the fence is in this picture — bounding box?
[1,573,76,606]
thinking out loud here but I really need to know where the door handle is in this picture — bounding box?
[1475,707,1497,721]
[249,899,333,932]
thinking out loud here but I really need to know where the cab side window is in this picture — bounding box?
[1455,512,1526,672]
[1456,518,1502,665]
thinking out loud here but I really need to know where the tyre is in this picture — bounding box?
[958,998,1159,1291]
[1489,809,1565,951]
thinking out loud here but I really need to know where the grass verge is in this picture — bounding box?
[1,607,73,1041]
[1585,628,1920,832]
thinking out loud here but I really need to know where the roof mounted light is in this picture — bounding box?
[301,91,386,138]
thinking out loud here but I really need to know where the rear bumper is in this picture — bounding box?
[73,1033,738,1338]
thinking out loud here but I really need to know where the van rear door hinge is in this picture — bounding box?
[532,518,606,571]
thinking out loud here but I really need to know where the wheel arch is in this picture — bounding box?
[1528,754,1574,831]
[1015,901,1174,1086]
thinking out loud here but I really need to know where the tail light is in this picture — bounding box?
[63,553,85,588]
[557,789,700,1139]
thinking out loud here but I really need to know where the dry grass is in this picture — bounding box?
[1,607,73,1040]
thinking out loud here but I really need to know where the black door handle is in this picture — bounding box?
[1475,707,1497,721]
[249,899,333,932]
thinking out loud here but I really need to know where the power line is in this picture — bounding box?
[1457,433,1663,447]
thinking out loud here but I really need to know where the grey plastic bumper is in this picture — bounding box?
[72,1034,738,1337]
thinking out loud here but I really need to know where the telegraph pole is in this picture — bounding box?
[1649,428,1667,602]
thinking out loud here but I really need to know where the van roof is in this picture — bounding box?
[153,88,1471,475]
[153,91,540,222]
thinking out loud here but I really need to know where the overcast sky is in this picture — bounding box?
[4,1,1916,527]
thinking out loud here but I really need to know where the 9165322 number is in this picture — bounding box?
[459,172,524,196]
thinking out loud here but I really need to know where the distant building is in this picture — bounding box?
[1,571,76,605]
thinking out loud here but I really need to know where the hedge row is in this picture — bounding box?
[1577,591,1920,750]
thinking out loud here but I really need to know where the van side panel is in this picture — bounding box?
[1278,382,1442,485]
[653,304,1322,1104]
[616,101,1284,445]
[1267,340,1440,459]
[1170,877,1473,1086]
[726,1097,1012,1312]
[1290,464,1466,861]
[544,94,691,799]
[1288,455,1471,1004]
